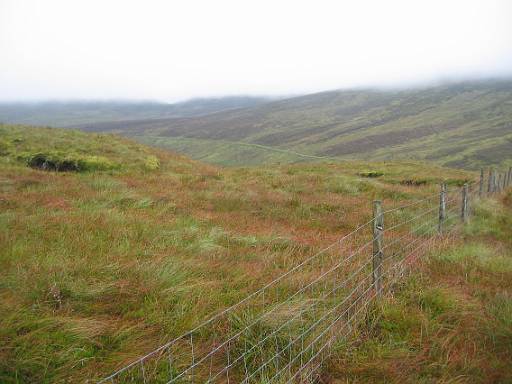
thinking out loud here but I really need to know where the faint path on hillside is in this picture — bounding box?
[217,139,343,162]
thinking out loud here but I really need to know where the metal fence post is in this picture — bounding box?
[372,200,383,297]
[461,183,469,223]
[438,183,446,234]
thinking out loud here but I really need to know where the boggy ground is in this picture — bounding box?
[1,124,496,383]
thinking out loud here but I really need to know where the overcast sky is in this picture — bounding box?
[1,0,512,102]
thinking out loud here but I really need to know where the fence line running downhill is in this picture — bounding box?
[98,167,511,384]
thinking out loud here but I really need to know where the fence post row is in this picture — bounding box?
[438,182,446,234]
[372,200,384,297]
[483,167,512,193]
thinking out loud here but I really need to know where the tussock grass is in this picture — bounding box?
[0,124,499,383]
[326,191,512,384]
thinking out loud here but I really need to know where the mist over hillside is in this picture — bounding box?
[2,80,511,169]
[0,96,270,127]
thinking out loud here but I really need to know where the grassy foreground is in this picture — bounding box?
[1,124,510,383]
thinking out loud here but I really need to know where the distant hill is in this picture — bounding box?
[75,80,512,169]
[2,81,511,169]
[0,96,270,127]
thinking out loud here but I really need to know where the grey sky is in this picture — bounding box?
[1,0,512,102]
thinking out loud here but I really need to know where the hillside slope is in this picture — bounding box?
[79,80,512,169]
[0,97,269,127]
[3,124,500,383]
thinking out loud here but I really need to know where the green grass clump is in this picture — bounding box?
[359,170,384,178]
[144,155,160,170]
[19,151,117,172]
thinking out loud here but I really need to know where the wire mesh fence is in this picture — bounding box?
[98,178,501,384]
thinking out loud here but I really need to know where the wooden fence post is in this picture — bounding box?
[492,169,497,193]
[507,167,512,188]
[438,183,446,234]
[497,174,502,192]
[372,200,384,297]
[479,169,484,197]
[487,169,493,193]
[461,183,469,223]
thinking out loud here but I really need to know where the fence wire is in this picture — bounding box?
[98,181,491,384]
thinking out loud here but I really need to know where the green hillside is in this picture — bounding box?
[1,125,512,383]
[0,124,171,172]
[78,80,512,169]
